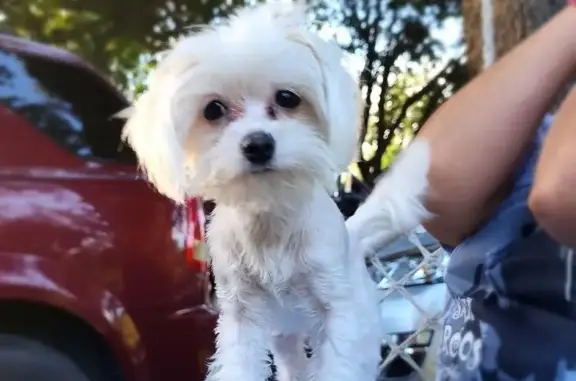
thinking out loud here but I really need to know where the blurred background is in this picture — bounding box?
[1,0,468,186]
[0,0,566,185]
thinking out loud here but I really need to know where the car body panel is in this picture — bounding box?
[0,250,150,381]
[0,35,217,381]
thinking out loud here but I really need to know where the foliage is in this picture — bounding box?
[0,0,251,91]
[316,0,468,185]
[0,0,468,187]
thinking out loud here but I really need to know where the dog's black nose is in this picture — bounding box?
[241,131,275,165]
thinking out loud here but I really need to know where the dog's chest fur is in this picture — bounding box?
[209,202,335,334]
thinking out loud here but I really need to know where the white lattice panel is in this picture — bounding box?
[367,230,448,381]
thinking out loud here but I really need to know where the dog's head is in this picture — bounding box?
[122,1,361,207]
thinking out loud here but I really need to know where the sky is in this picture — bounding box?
[433,16,465,59]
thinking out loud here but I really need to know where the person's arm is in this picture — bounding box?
[419,6,576,246]
[528,88,576,246]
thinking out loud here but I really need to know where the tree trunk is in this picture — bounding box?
[462,0,483,78]
[463,0,565,78]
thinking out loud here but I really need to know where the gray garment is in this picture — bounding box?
[437,118,576,381]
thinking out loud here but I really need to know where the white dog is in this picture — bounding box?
[121,2,431,381]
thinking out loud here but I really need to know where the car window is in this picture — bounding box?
[0,48,136,164]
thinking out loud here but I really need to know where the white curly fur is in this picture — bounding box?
[121,2,431,381]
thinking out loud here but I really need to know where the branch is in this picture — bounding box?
[366,59,456,180]
[356,4,389,160]
[342,0,363,36]
[377,11,400,99]
[359,70,375,158]
[390,59,455,129]
[416,85,446,130]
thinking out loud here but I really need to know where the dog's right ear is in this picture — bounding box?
[120,60,194,204]
[287,30,362,174]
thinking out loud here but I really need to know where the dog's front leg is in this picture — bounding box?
[271,334,308,381]
[312,303,379,381]
[207,311,271,381]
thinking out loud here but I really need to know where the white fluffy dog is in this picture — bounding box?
[121,2,431,381]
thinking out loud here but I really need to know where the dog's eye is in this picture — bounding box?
[275,90,301,109]
[204,100,227,121]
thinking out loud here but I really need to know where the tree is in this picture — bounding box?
[0,0,250,92]
[315,0,468,186]
[463,0,564,77]
[1,0,468,187]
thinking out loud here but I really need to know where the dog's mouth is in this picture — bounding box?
[248,164,276,174]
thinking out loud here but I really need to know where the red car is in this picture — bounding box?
[0,34,218,381]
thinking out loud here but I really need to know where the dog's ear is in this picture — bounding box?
[120,53,199,204]
[287,30,362,174]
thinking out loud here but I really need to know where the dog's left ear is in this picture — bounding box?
[287,28,362,174]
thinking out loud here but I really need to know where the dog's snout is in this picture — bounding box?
[241,131,275,165]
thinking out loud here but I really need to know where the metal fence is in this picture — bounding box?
[367,229,448,381]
